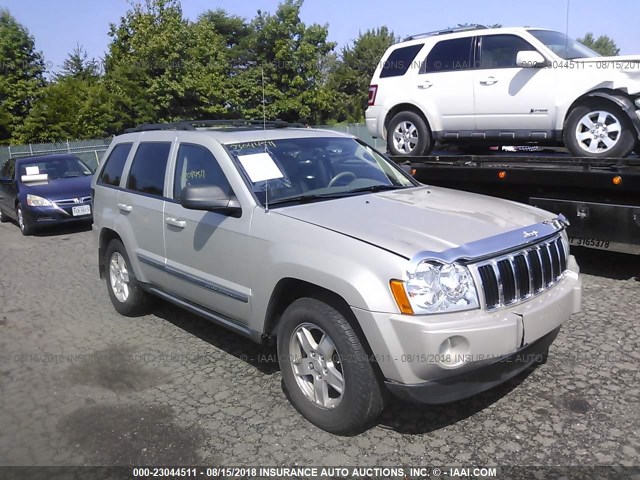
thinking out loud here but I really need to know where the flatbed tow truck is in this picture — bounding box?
[395,151,640,255]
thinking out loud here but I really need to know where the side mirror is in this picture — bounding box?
[0,177,12,185]
[516,50,547,68]
[180,185,241,216]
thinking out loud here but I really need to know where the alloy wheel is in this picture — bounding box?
[109,252,131,303]
[575,110,622,154]
[289,322,344,409]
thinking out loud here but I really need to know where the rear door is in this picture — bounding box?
[0,159,16,215]
[117,141,172,288]
[416,37,476,132]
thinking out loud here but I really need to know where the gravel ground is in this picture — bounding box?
[0,220,638,477]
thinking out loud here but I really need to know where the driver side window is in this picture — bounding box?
[173,144,233,201]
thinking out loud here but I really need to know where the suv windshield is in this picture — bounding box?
[19,156,92,181]
[528,30,601,60]
[226,137,417,206]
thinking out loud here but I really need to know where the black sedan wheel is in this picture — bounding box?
[16,204,33,236]
[0,209,9,223]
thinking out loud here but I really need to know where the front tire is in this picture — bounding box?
[564,100,635,158]
[16,204,33,236]
[277,298,385,435]
[387,111,433,156]
[0,209,9,223]
[105,239,149,317]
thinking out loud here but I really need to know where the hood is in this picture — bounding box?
[21,175,93,200]
[275,186,554,259]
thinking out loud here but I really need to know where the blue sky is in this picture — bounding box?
[1,0,638,73]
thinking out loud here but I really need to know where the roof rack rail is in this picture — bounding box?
[124,119,304,133]
[403,24,488,41]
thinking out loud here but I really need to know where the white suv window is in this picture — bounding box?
[478,34,536,69]
[420,37,473,73]
[380,44,423,78]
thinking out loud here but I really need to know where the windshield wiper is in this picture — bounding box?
[267,185,406,206]
[345,185,406,194]
[268,193,343,206]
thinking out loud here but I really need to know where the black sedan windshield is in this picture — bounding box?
[226,137,417,206]
[19,156,92,181]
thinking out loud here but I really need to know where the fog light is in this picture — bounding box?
[438,335,470,368]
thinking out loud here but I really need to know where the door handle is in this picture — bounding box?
[480,77,498,85]
[418,80,433,89]
[117,203,132,213]
[165,217,186,229]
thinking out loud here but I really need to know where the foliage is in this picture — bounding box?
[577,32,620,56]
[328,27,397,122]
[56,44,101,81]
[0,8,45,144]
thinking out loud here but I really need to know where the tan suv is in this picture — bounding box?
[92,120,582,434]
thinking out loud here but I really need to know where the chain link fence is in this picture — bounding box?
[0,124,379,175]
[0,138,112,173]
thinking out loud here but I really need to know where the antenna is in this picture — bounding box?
[262,65,269,212]
[565,0,570,54]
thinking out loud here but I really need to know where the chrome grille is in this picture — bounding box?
[54,196,91,206]
[473,235,568,310]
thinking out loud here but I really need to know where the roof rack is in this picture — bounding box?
[124,119,304,133]
[403,24,488,42]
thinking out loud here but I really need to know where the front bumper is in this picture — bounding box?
[351,255,581,401]
[385,326,559,404]
[23,203,92,226]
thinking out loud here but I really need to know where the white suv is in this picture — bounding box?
[366,25,640,158]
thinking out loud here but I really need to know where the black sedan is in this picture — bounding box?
[0,154,94,235]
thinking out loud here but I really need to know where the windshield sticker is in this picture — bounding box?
[25,166,40,176]
[229,140,277,151]
[237,152,284,183]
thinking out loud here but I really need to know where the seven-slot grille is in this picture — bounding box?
[474,235,568,310]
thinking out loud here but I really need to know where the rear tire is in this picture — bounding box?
[387,111,433,156]
[277,298,385,435]
[0,210,9,223]
[105,239,149,317]
[564,100,635,158]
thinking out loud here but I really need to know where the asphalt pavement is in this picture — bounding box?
[0,220,638,475]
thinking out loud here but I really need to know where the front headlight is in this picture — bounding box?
[26,194,53,207]
[403,261,479,314]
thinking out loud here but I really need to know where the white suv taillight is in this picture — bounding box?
[368,85,378,106]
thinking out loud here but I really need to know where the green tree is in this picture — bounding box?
[577,32,620,56]
[230,0,337,123]
[328,27,397,122]
[56,43,101,81]
[16,78,117,142]
[103,0,230,130]
[0,8,45,144]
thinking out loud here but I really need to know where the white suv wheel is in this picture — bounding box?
[575,110,622,154]
[393,121,419,154]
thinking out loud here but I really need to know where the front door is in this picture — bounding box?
[163,143,252,324]
[473,34,556,133]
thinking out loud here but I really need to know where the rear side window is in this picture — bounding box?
[422,37,473,73]
[380,44,423,78]
[126,142,171,197]
[98,143,132,187]
[479,34,536,69]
